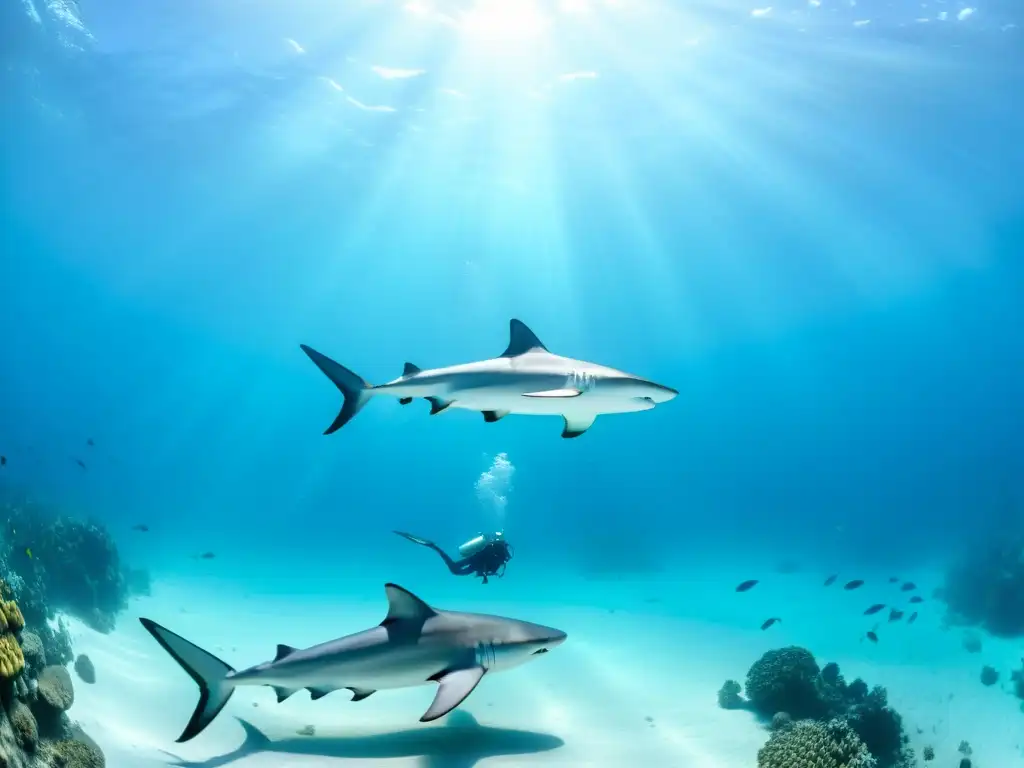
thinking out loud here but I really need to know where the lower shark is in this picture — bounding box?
[140,583,567,743]
[299,318,677,438]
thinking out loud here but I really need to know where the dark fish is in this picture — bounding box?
[760,618,781,630]
[909,595,923,604]
[900,582,916,592]
[87,438,95,447]
[864,603,886,615]
[74,458,87,470]
[824,574,838,587]
[888,576,899,583]
[0,456,5,467]
[889,609,904,622]
[199,552,216,559]
[866,631,878,643]
[908,612,918,624]
[735,579,759,593]
[844,579,865,590]
[132,524,150,532]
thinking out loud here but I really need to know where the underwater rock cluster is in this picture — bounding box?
[0,496,147,634]
[720,645,916,768]
[0,590,105,767]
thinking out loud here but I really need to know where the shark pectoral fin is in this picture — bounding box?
[399,397,413,405]
[307,686,339,701]
[274,644,297,661]
[422,667,486,722]
[346,687,376,702]
[402,362,422,376]
[482,410,509,423]
[523,388,582,398]
[501,319,549,357]
[381,583,438,626]
[562,414,596,438]
[427,397,452,415]
[273,686,301,703]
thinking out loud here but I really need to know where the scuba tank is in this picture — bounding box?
[459,530,504,558]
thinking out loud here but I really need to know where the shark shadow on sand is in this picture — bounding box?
[161,711,564,768]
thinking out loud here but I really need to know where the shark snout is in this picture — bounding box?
[650,383,678,404]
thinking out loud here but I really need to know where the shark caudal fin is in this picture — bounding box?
[299,345,374,434]
[139,618,236,743]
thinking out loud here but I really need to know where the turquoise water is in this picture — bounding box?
[2,1,1023,766]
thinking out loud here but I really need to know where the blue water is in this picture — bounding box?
[1,0,1023,763]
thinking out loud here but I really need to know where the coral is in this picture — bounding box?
[36,666,73,712]
[717,679,745,709]
[980,665,998,686]
[0,634,25,679]
[846,685,915,768]
[0,600,25,633]
[10,701,38,752]
[757,718,877,768]
[961,632,982,653]
[957,740,972,756]
[46,732,105,768]
[19,633,44,673]
[922,745,934,760]
[73,656,95,685]
[744,646,824,720]
[770,712,793,731]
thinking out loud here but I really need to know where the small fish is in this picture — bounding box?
[844,579,865,590]
[761,618,781,630]
[87,438,95,447]
[864,603,886,615]
[74,458,87,470]
[0,455,6,467]
[888,576,899,583]
[824,574,838,587]
[25,548,32,559]
[908,612,918,624]
[909,595,923,604]
[735,579,759,593]
[889,609,904,622]
[900,581,916,592]
[132,524,150,533]
[198,552,216,560]
[866,631,878,643]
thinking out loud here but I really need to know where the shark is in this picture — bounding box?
[140,583,567,743]
[299,318,677,438]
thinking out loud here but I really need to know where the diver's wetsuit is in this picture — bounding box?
[394,531,513,584]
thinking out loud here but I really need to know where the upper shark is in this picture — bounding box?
[299,318,677,438]
[140,583,567,743]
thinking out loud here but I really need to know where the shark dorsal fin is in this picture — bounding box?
[382,583,437,626]
[501,319,547,357]
[403,362,421,376]
[275,644,297,661]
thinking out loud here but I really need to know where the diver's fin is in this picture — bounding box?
[402,362,421,376]
[299,345,374,434]
[422,667,486,721]
[381,583,437,626]
[307,686,337,701]
[561,414,596,438]
[138,618,236,743]
[482,410,509,423]
[427,397,452,415]
[501,319,548,357]
[393,530,433,547]
[347,687,376,701]
[274,644,297,662]
[399,397,413,405]
[523,389,581,398]
[274,686,301,703]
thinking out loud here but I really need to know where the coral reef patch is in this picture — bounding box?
[722,645,915,768]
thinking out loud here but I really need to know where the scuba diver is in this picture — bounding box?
[393,530,514,584]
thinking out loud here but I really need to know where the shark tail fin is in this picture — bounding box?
[139,618,236,743]
[299,345,374,434]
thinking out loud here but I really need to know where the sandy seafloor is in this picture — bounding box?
[60,566,1024,767]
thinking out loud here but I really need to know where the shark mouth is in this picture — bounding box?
[532,648,549,655]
